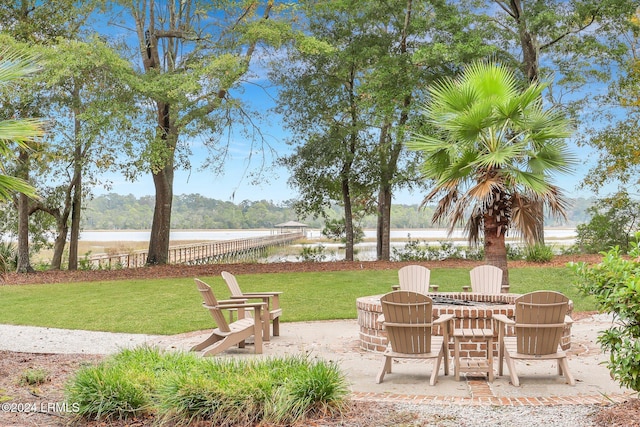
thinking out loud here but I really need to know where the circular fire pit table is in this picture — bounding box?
[356,292,573,357]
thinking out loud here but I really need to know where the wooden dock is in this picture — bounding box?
[86,232,304,269]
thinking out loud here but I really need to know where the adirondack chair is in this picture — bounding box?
[376,290,454,385]
[465,265,503,293]
[221,271,282,341]
[493,290,575,386]
[393,265,431,294]
[191,278,265,356]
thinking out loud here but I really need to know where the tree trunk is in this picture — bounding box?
[68,176,82,270]
[377,185,393,261]
[375,2,413,261]
[483,213,509,291]
[341,178,354,261]
[147,162,174,265]
[15,150,33,273]
[49,201,72,270]
[50,221,68,270]
[510,0,545,244]
[68,110,83,270]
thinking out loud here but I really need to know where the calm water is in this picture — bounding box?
[80,228,576,243]
[78,228,576,263]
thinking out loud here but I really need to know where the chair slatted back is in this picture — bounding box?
[381,291,433,355]
[398,265,430,295]
[470,265,503,293]
[514,291,568,356]
[221,271,255,320]
[195,278,231,333]
[221,271,243,297]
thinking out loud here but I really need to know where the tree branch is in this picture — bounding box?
[540,8,600,51]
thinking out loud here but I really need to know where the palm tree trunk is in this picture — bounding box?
[483,213,509,291]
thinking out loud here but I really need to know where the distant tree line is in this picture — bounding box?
[81,193,594,231]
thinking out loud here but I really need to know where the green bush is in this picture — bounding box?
[506,244,524,260]
[392,237,467,261]
[66,348,348,425]
[570,238,640,392]
[523,243,554,263]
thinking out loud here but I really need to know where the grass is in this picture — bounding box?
[66,347,348,425]
[0,267,594,335]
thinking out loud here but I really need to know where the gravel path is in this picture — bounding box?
[391,403,599,427]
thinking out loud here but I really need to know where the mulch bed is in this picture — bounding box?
[0,254,603,286]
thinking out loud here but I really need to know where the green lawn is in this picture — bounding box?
[0,266,593,335]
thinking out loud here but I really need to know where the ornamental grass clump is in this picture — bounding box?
[65,348,349,426]
[157,358,271,426]
[65,363,150,421]
[264,356,349,424]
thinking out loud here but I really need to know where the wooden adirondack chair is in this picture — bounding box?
[376,291,454,385]
[221,271,282,341]
[394,265,431,294]
[493,291,575,386]
[465,265,503,293]
[191,278,265,356]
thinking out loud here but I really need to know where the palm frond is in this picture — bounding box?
[0,119,44,147]
[464,206,484,246]
[528,140,576,175]
[0,48,40,83]
[509,192,542,244]
[0,175,38,201]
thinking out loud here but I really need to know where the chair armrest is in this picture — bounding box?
[234,293,280,310]
[434,313,455,324]
[492,314,514,325]
[219,298,247,304]
[204,302,265,310]
[564,315,573,325]
[241,291,283,296]
[391,285,400,291]
[462,286,471,292]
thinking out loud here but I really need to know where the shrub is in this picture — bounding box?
[505,244,524,260]
[392,236,466,261]
[523,243,554,263]
[570,238,640,392]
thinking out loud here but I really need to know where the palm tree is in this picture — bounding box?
[0,47,43,201]
[409,61,574,288]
